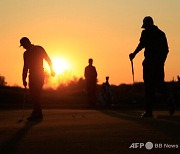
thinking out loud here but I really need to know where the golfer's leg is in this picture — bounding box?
[145,83,154,115]
[143,65,154,115]
[33,82,43,117]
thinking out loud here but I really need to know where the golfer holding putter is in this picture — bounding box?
[129,16,175,118]
[20,37,55,121]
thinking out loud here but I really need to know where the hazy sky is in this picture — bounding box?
[0,0,180,87]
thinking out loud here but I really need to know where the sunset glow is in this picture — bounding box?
[44,57,71,75]
[52,58,71,75]
[0,0,179,87]
[43,57,73,88]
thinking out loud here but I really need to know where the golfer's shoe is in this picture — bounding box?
[27,115,43,121]
[141,112,153,118]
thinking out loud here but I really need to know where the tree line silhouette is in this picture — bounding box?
[0,75,179,109]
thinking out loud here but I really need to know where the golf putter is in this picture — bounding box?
[18,86,27,123]
[131,60,135,84]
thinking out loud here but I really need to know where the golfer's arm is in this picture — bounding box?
[162,34,169,62]
[44,52,53,71]
[22,54,28,82]
[133,31,145,56]
[133,42,144,55]
[84,67,87,79]
[94,67,97,78]
[22,66,28,80]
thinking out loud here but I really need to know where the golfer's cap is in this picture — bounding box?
[20,37,31,47]
[141,16,154,28]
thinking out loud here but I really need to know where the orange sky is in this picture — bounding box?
[0,0,180,87]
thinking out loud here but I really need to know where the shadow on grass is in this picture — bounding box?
[0,120,42,153]
[99,110,180,141]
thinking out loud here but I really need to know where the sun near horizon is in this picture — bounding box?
[43,56,73,88]
[43,56,72,76]
[51,57,71,75]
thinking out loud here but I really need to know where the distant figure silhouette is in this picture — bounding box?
[20,37,55,121]
[129,16,175,118]
[177,76,180,83]
[99,76,113,107]
[84,58,97,107]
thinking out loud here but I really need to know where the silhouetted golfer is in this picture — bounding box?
[129,16,175,118]
[20,37,55,121]
[84,58,97,107]
[101,76,113,107]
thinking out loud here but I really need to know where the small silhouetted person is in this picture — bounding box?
[129,16,175,118]
[177,76,180,83]
[101,76,113,107]
[84,58,97,107]
[20,37,55,121]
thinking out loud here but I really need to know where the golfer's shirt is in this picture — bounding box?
[23,45,49,78]
[139,26,169,65]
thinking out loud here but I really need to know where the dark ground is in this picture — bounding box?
[0,84,180,153]
[0,109,179,154]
